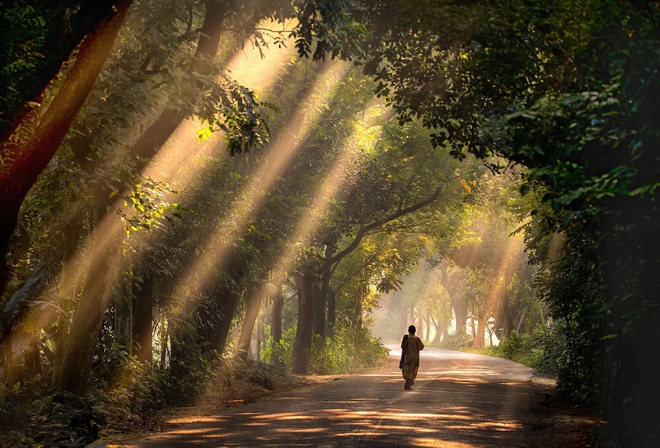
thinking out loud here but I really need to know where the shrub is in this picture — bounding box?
[440,332,474,350]
[309,325,388,374]
[260,327,295,368]
[495,324,563,376]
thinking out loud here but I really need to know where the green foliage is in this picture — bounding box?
[104,360,169,424]
[197,81,277,155]
[528,215,608,408]
[115,178,184,235]
[0,0,120,139]
[496,326,562,376]
[165,318,218,405]
[440,332,474,350]
[31,389,106,447]
[4,1,658,445]
[336,1,660,442]
[292,0,367,61]
[309,325,388,374]
[261,327,296,368]
[0,375,106,447]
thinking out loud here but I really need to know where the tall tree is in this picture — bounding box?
[0,0,132,296]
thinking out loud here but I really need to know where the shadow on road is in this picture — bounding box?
[102,348,597,448]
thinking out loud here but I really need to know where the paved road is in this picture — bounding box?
[104,347,586,448]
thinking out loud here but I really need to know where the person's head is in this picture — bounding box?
[408,325,416,335]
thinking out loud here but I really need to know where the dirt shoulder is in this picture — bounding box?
[96,361,314,446]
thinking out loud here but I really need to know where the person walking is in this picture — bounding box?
[400,325,424,390]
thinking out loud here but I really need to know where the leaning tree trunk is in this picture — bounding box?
[0,0,132,298]
[57,217,124,394]
[0,1,123,144]
[236,285,266,361]
[203,288,239,357]
[128,0,230,166]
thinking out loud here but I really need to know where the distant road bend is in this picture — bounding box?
[104,346,592,447]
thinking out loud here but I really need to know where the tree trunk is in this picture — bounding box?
[320,245,333,336]
[159,316,169,370]
[128,0,229,166]
[0,1,124,143]
[293,275,314,374]
[236,285,265,361]
[452,298,468,334]
[271,284,284,368]
[0,0,132,298]
[312,282,325,338]
[114,260,133,354]
[353,290,364,328]
[256,319,264,362]
[132,273,154,363]
[56,217,123,394]
[431,317,441,344]
[426,309,432,341]
[203,287,239,357]
[500,294,515,338]
[327,290,336,337]
[475,312,487,348]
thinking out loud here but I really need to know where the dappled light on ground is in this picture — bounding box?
[105,348,596,448]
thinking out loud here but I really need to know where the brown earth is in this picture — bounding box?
[92,347,615,448]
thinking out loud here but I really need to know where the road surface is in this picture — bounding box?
[102,346,594,447]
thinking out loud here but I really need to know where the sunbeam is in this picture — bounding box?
[268,98,386,280]
[170,61,350,317]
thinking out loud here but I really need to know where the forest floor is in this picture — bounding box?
[93,349,616,448]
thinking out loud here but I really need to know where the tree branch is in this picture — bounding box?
[324,186,442,269]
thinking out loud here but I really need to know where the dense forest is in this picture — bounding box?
[1,0,658,446]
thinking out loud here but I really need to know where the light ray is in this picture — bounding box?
[145,20,297,186]
[171,61,350,316]
[270,99,387,277]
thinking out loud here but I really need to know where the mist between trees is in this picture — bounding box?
[1,0,658,446]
